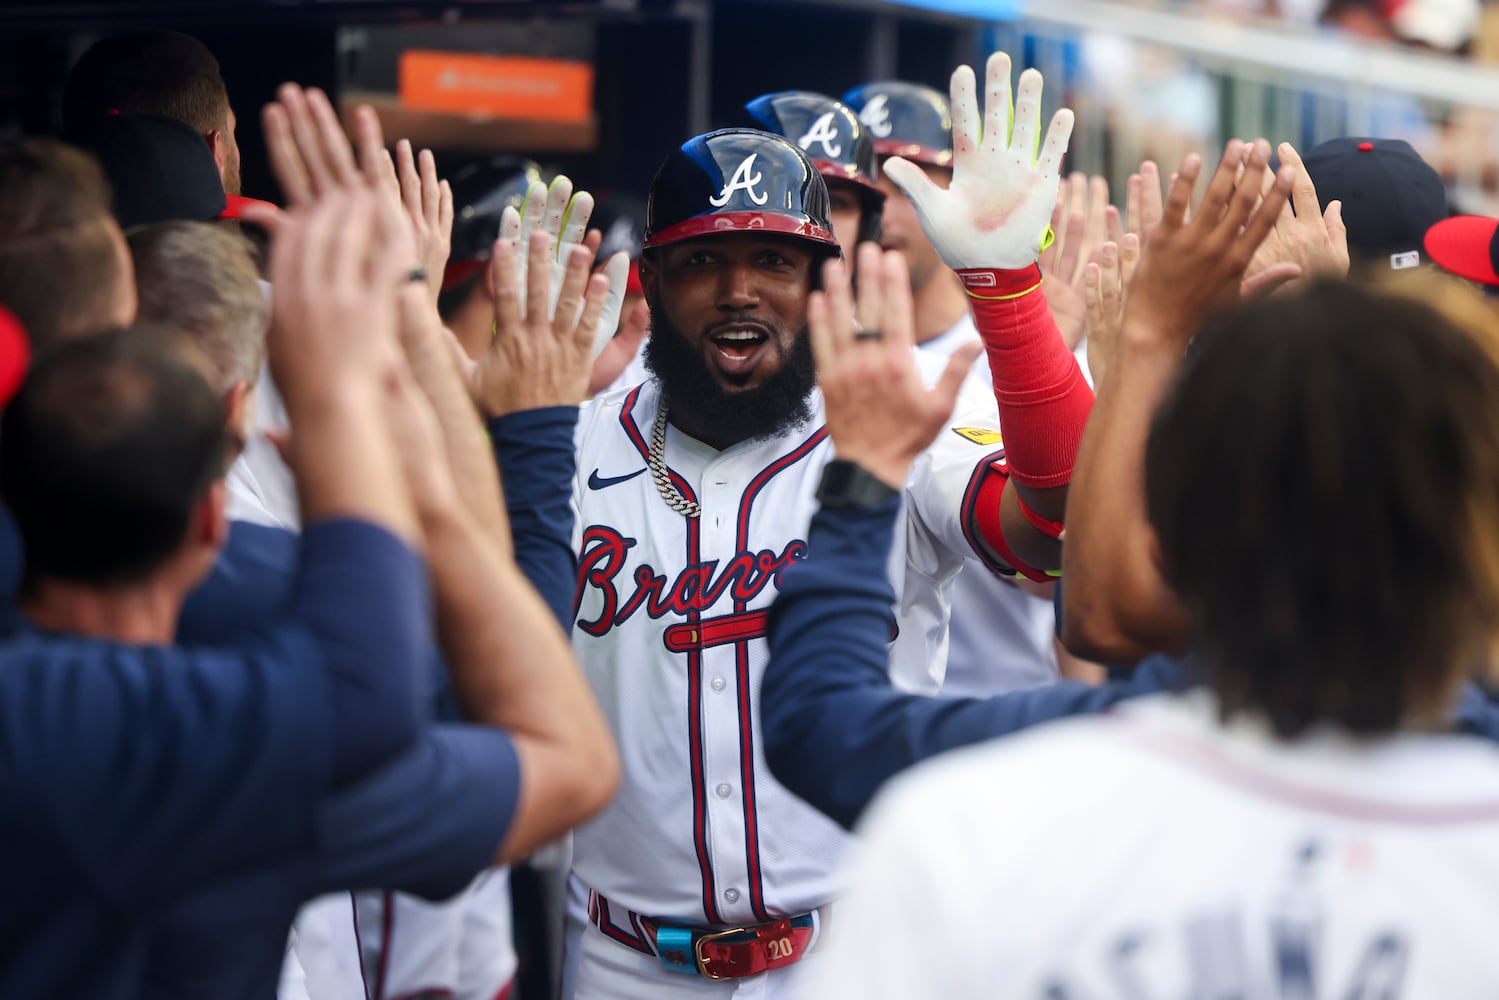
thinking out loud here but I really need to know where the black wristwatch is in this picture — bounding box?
[816,459,900,509]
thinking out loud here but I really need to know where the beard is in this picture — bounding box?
[643,294,817,447]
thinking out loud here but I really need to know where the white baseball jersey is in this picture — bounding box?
[283,876,515,1000]
[228,285,300,530]
[918,312,1060,695]
[810,690,1499,999]
[568,365,1006,933]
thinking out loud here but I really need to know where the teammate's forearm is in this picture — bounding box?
[398,294,513,556]
[1060,320,1190,661]
[423,505,617,855]
[286,380,422,548]
[962,266,1094,522]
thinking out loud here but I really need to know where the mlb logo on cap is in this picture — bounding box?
[1391,251,1422,270]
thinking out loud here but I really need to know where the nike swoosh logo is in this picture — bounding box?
[587,467,647,490]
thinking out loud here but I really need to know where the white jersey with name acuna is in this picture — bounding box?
[568,364,1005,927]
[810,690,1499,999]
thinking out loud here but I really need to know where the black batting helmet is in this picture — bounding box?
[443,157,545,290]
[744,91,885,245]
[643,128,840,256]
[841,81,953,168]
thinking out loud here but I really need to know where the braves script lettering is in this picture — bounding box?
[574,525,807,638]
[708,154,769,208]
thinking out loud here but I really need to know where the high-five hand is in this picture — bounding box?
[882,52,1074,275]
[498,178,631,359]
[810,243,980,489]
[472,229,614,417]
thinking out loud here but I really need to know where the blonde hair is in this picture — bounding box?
[128,221,267,391]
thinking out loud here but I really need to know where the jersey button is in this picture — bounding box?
[710,677,727,693]
[723,888,740,903]
[715,782,733,798]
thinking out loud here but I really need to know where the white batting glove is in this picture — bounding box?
[500,177,630,359]
[883,52,1074,278]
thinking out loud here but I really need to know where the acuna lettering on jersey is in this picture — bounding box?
[573,524,808,637]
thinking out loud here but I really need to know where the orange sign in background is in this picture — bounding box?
[398,50,594,123]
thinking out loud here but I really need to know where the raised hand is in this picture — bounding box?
[1246,142,1349,291]
[1123,139,1296,349]
[882,52,1074,274]
[1082,234,1140,387]
[810,243,980,489]
[262,84,365,208]
[498,178,631,359]
[1039,174,1116,350]
[245,186,415,400]
[472,228,613,416]
[1124,160,1166,245]
[393,140,454,306]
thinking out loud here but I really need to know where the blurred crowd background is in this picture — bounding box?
[5,0,1498,220]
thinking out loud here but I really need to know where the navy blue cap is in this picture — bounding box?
[643,128,837,253]
[1302,137,1448,269]
[841,81,953,167]
[86,113,227,230]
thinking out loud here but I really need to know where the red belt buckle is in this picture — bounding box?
[693,918,813,980]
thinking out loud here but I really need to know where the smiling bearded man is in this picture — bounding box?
[639,232,819,446]
[561,121,1087,1000]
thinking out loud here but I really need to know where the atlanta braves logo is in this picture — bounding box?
[797,112,843,158]
[574,525,807,639]
[858,95,892,138]
[708,154,769,208]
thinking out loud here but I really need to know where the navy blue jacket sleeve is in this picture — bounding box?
[762,499,1190,831]
[489,406,579,631]
[311,724,521,899]
[178,521,300,644]
[290,519,431,784]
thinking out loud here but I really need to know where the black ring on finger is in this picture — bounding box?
[855,329,883,342]
[406,267,429,284]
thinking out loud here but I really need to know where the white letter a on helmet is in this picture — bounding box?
[709,155,769,208]
[859,95,892,138]
[797,112,843,158]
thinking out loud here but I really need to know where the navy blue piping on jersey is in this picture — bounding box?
[617,388,722,925]
[731,424,827,923]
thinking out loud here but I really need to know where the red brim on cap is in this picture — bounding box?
[642,211,837,251]
[814,163,887,203]
[872,140,952,167]
[1425,215,1499,286]
[626,260,642,297]
[220,194,279,221]
[0,306,31,408]
[442,258,488,292]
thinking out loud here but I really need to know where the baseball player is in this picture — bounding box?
[843,78,1066,696]
[562,51,1088,997]
[742,90,885,260]
[804,154,1499,998]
